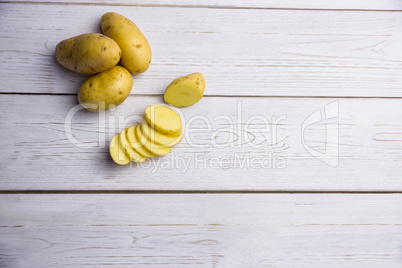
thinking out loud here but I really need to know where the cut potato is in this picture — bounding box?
[164,72,205,108]
[144,105,182,137]
[135,124,171,156]
[109,134,130,165]
[126,125,156,158]
[141,122,183,147]
[119,129,146,163]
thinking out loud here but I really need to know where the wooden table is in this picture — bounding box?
[1,0,402,267]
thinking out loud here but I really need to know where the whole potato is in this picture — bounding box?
[55,33,121,74]
[78,66,133,112]
[101,12,152,74]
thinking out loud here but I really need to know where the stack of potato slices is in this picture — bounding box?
[110,105,183,165]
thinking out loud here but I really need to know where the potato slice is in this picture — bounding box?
[126,125,156,158]
[144,105,182,137]
[119,129,146,163]
[164,72,205,108]
[141,122,183,147]
[135,124,171,156]
[109,134,130,165]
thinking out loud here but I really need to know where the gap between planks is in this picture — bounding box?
[2,92,402,100]
[0,190,402,194]
[1,1,402,12]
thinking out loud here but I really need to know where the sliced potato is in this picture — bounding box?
[141,122,183,147]
[136,124,171,156]
[109,134,130,165]
[126,125,156,158]
[144,105,182,137]
[164,72,205,108]
[119,129,146,163]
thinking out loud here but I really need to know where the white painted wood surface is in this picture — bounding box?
[1,1,402,267]
[1,194,402,267]
[2,95,402,191]
[2,0,401,11]
[2,4,402,97]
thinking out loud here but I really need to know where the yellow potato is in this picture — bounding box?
[126,125,156,158]
[164,73,205,108]
[101,12,152,74]
[141,122,183,147]
[119,129,146,163]
[55,33,121,74]
[78,66,133,112]
[109,134,130,165]
[136,124,171,156]
[144,105,182,137]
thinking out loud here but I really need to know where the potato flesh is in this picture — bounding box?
[135,124,171,156]
[119,129,146,163]
[164,73,205,108]
[101,12,152,74]
[126,125,156,158]
[111,108,185,164]
[144,105,182,137]
[141,122,183,147]
[110,134,130,165]
[78,66,133,112]
[164,84,203,108]
[55,33,121,74]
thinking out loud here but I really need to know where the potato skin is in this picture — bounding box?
[101,12,152,74]
[78,66,133,112]
[55,33,121,74]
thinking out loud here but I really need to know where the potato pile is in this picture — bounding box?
[55,12,152,112]
[110,105,183,165]
[55,12,207,165]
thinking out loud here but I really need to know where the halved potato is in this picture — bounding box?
[164,72,205,108]
[135,124,171,156]
[119,129,146,163]
[141,122,183,147]
[110,134,130,165]
[144,105,182,137]
[126,125,156,158]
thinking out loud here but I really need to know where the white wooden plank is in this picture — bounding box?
[1,4,402,97]
[1,94,402,191]
[1,194,401,267]
[2,0,401,11]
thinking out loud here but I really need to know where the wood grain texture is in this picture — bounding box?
[1,2,401,266]
[1,4,402,97]
[1,94,402,191]
[1,194,401,267]
[2,0,401,11]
